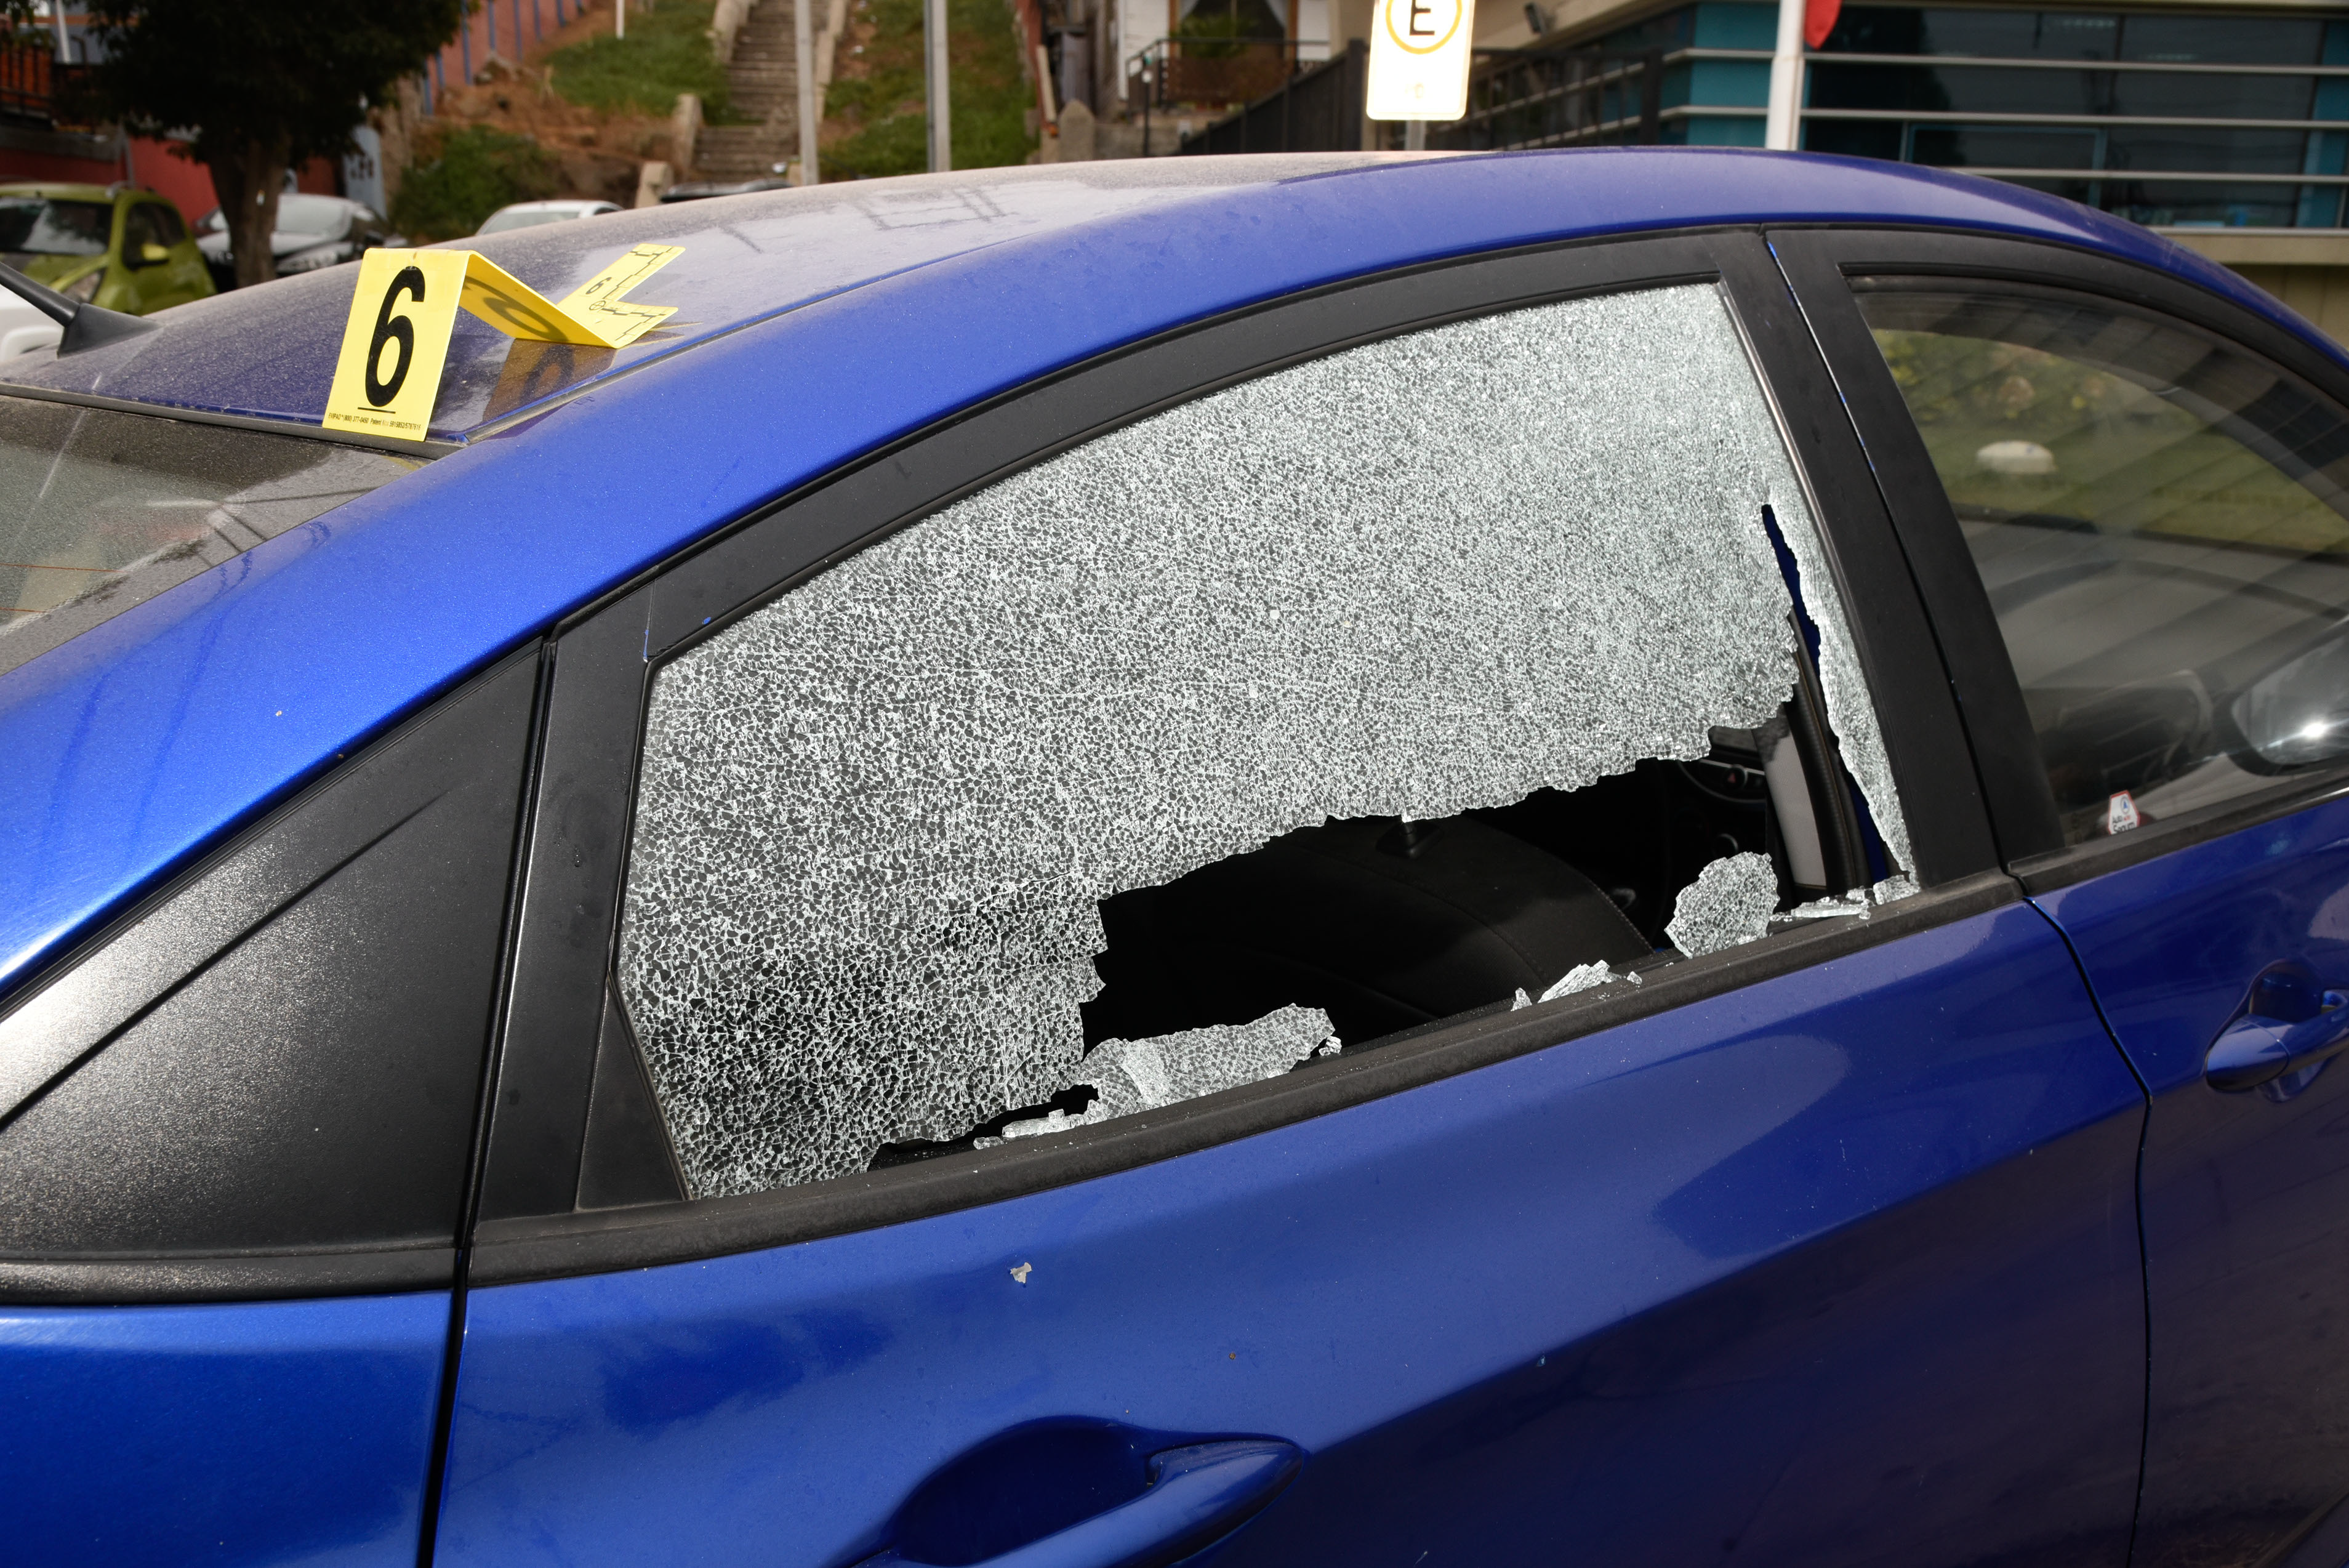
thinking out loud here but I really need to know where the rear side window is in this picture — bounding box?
[120,203,170,260]
[1856,282,2349,842]
[618,284,1913,1200]
[0,396,419,677]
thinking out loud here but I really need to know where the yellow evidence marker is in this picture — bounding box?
[324,243,683,438]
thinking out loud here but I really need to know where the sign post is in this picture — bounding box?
[925,0,951,172]
[795,0,820,183]
[1764,0,1802,149]
[1365,0,1476,141]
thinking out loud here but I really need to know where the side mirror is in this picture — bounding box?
[2233,636,2349,767]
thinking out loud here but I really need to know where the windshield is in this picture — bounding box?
[0,396,420,677]
[0,198,111,259]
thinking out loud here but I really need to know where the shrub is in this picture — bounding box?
[392,125,563,240]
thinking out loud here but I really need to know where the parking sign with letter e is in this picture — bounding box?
[1366,0,1476,120]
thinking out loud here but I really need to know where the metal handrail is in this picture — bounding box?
[1170,39,1367,155]
[1433,44,1664,152]
[1806,107,2349,131]
[1130,33,1334,111]
[1807,50,2349,77]
[0,43,58,122]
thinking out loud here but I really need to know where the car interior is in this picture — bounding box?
[869,662,1873,1169]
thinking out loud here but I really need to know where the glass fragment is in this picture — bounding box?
[1539,960,1636,1002]
[995,1005,1337,1141]
[1665,853,1782,956]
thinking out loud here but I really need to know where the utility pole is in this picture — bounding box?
[1764,0,1802,150]
[795,0,820,183]
[49,0,69,62]
[615,0,625,41]
[925,0,950,171]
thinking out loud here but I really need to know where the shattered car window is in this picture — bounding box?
[619,283,1914,1199]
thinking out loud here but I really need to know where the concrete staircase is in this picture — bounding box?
[697,0,801,179]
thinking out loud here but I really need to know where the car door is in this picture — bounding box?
[1778,227,2349,1568]
[431,231,2150,1568]
[0,647,536,1566]
[116,201,171,315]
[134,198,213,307]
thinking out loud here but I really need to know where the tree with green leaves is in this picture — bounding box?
[78,1,462,287]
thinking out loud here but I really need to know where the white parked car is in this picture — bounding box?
[195,195,401,290]
[0,286,60,360]
[476,199,620,236]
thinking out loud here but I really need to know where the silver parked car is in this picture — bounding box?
[475,199,620,235]
[195,194,401,290]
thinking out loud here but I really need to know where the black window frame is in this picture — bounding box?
[465,225,2012,1288]
[1772,226,2349,892]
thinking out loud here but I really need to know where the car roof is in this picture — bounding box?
[0,150,2299,447]
[0,147,2332,999]
[0,182,119,202]
[1,156,1378,443]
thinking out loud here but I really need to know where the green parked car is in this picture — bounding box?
[0,183,214,315]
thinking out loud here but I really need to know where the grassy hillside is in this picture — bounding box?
[824,0,1033,177]
[548,0,742,120]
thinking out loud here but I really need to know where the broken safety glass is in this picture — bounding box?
[619,281,1914,1199]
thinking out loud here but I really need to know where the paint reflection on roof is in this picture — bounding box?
[0,156,1378,440]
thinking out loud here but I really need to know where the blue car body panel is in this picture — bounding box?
[0,1291,448,1566]
[2033,795,2349,1567]
[0,147,2324,1002]
[435,907,2148,1568]
[12,147,2349,1567]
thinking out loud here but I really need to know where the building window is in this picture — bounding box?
[1804,6,2349,228]
[1553,3,2349,228]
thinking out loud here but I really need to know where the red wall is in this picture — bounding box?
[428,0,570,102]
[1,138,337,228]
[0,143,122,187]
[124,137,216,223]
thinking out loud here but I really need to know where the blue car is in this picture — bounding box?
[5,147,2349,1568]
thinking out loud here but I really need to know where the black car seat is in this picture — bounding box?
[1085,814,1653,1049]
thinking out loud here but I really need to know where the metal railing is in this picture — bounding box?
[1171,39,1367,155]
[1171,39,1664,158]
[1132,35,1333,113]
[1429,46,1664,151]
[0,44,82,125]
